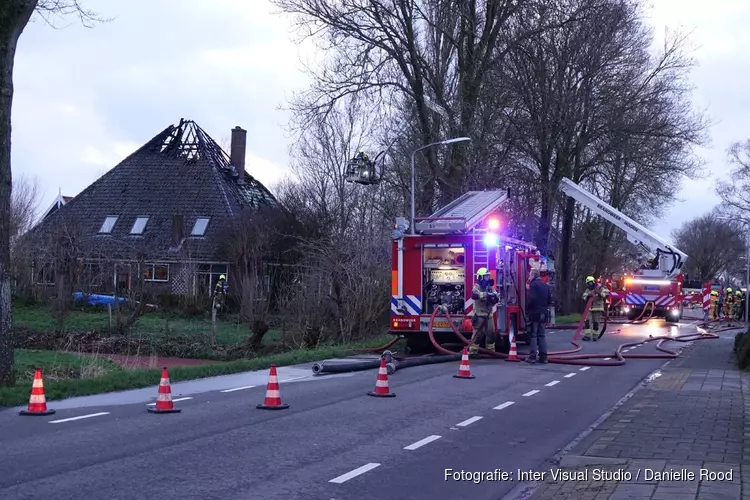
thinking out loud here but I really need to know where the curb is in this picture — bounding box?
[500,338,695,500]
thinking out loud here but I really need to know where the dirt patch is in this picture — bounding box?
[78,352,218,370]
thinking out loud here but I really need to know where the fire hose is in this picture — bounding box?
[426,295,719,366]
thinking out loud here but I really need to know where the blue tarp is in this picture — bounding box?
[72,292,127,306]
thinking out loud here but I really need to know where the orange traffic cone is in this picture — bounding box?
[506,334,520,362]
[19,368,55,416]
[368,357,396,397]
[257,364,289,410]
[453,347,475,379]
[147,367,181,414]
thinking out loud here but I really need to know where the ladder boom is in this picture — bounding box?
[558,178,688,278]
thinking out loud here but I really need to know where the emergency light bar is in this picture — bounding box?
[628,279,672,286]
[484,233,499,246]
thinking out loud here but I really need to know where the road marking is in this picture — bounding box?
[523,390,540,397]
[545,380,560,387]
[493,401,515,410]
[579,367,590,371]
[456,416,483,427]
[147,397,193,406]
[49,412,109,424]
[329,463,381,483]
[404,435,442,450]
[564,373,576,378]
[220,385,256,393]
[281,376,307,382]
[604,358,611,361]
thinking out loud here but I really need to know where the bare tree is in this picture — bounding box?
[671,213,746,283]
[10,174,40,246]
[0,0,107,387]
[717,139,750,218]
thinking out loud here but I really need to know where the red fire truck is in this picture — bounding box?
[389,189,540,353]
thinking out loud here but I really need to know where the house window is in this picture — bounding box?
[99,216,118,233]
[196,264,228,296]
[130,216,150,234]
[35,262,55,285]
[143,263,169,282]
[191,217,210,236]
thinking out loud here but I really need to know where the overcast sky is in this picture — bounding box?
[11,0,748,244]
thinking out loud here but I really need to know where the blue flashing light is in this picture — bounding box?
[484,233,499,247]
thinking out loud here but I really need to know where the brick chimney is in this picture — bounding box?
[230,126,247,185]
[170,214,184,251]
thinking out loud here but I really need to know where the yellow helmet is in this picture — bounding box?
[585,275,595,284]
[219,274,226,280]
[727,287,732,293]
[737,290,742,296]
[476,267,489,278]
[711,290,718,296]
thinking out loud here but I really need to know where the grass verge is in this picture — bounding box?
[554,313,581,325]
[1,335,402,408]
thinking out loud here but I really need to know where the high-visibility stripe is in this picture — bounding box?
[265,390,280,398]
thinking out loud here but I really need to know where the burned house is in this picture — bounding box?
[26,118,279,298]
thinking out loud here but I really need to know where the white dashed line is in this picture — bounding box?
[329,463,381,483]
[564,373,576,378]
[579,367,590,371]
[456,416,483,427]
[604,358,611,361]
[523,390,540,397]
[281,376,307,382]
[404,435,442,450]
[147,397,193,406]
[220,385,256,393]
[49,412,109,424]
[493,401,515,410]
[545,380,560,387]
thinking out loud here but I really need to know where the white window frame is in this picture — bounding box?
[191,217,210,236]
[99,216,118,234]
[143,263,170,282]
[130,216,150,235]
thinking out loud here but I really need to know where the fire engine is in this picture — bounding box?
[558,178,689,323]
[389,189,542,354]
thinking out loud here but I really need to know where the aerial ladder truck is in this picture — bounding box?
[558,178,689,323]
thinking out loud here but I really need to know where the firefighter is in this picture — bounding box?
[724,288,733,318]
[213,274,228,309]
[735,290,744,320]
[355,149,369,164]
[582,275,609,341]
[709,290,719,320]
[468,267,499,356]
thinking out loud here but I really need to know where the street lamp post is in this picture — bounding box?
[410,137,472,234]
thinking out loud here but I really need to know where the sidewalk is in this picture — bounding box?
[521,328,750,500]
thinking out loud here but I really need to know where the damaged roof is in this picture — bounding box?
[27,118,278,262]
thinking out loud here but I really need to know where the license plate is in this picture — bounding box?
[433,321,450,328]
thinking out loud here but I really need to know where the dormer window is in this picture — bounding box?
[99,216,118,234]
[130,216,150,234]
[191,217,210,236]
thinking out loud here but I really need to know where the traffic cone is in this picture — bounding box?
[147,367,181,414]
[506,334,520,362]
[368,357,396,397]
[257,364,289,410]
[453,347,475,379]
[19,368,55,416]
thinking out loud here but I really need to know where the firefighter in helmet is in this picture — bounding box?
[468,267,499,356]
[582,275,609,341]
[724,287,733,318]
[213,274,228,309]
[709,290,719,320]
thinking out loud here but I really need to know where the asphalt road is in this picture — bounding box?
[0,315,706,500]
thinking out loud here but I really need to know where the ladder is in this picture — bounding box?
[472,228,489,275]
[414,189,510,234]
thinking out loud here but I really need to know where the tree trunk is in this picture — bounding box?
[559,197,576,313]
[0,0,38,387]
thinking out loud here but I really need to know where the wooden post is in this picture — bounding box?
[211,296,217,346]
[108,303,112,329]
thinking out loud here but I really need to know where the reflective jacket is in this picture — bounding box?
[583,285,609,312]
[471,282,496,316]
